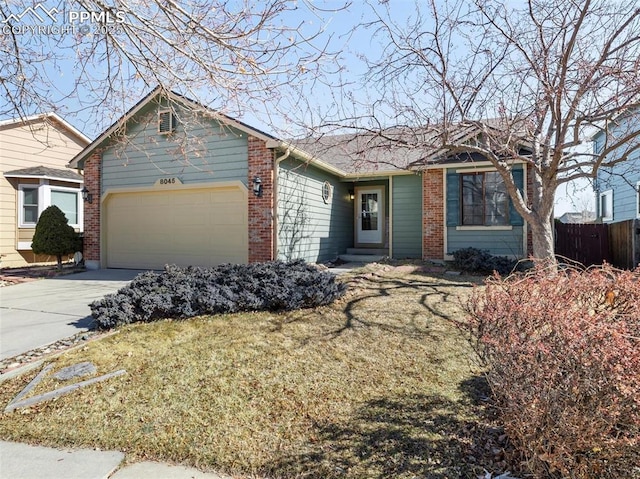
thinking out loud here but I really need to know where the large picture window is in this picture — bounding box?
[51,189,79,225]
[461,171,509,226]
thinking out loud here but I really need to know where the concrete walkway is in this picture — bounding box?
[0,269,142,361]
[0,441,228,479]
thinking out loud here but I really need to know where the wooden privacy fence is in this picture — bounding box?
[555,219,640,269]
[555,222,612,267]
[609,219,640,270]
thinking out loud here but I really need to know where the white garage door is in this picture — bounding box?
[105,186,247,269]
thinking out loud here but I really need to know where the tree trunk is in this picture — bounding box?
[56,255,63,271]
[530,218,556,265]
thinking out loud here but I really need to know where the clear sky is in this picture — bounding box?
[1,0,594,215]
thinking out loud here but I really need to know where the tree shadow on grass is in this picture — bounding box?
[267,379,507,479]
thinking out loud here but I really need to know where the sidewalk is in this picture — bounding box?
[0,441,229,479]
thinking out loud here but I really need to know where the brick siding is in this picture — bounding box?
[83,152,101,264]
[422,169,444,260]
[247,137,274,262]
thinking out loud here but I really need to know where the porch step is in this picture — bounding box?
[346,248,389,255]
[338,254,386,263]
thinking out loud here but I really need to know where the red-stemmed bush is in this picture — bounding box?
[466,264,640,478]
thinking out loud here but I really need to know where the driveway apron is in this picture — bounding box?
[0,269,143,361]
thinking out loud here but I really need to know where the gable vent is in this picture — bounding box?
[158,110,175,134]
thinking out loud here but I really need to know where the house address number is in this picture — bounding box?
[155,177,183,186]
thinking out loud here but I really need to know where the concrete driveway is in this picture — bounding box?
[0,269,143,361]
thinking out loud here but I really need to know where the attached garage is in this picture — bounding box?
[104,185,248,269]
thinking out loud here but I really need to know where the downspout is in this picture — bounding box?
[389,176,393,259]
[272,147,291,261]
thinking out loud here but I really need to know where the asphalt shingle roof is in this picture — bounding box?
[4,166,83,181]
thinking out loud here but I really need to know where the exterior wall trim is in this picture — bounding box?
[100,180,248,201]
[456,225,513,231]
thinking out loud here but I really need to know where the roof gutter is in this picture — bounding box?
[265,139,347,177]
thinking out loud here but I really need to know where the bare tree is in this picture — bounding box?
[0,0,343,134]
[312,0,640,264]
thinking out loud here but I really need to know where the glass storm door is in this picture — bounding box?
[356,188,383,244]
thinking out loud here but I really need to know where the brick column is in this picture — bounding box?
[423,169,445,260]
[247,137,274,263]
[83,152,101,269]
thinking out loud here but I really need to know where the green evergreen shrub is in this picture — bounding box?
[31,205,79,270]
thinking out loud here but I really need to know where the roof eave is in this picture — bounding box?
[266,139,348,177]
[3,173,84,183]
[0,112,90,146]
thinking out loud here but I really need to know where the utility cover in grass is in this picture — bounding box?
[53,362,97,381]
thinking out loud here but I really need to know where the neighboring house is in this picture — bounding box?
[68,88,532,270]
[1,114,89,268]
[556,211,596,224]
[593,111,640,224]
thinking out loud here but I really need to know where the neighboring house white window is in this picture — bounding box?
[461,171,509,226]
[51,188,79,225]
[600,189,613,222]
[18,184,82,229]
[593,137,604,155]
[21,187,39,225]
[158,110,175,134]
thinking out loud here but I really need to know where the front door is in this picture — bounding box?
[356,187,384,245]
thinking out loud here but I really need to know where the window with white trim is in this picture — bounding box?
[599,189,613,222]
[51,189,79,225]
[18,184,82,229]
[21,187,39,225]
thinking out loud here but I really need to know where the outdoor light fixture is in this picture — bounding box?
[81,186,93,203]
[348,189,355,201]
[252,176,263,197]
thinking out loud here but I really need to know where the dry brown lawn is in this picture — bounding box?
[0,265,503,478]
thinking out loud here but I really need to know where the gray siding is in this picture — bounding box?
[102,102,249,191]
[447,227,524,257]
[277,158,352,262]
[392,174,422,258]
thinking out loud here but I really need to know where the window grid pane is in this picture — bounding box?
[461,172,509,226]
[461,174,484,225]
[361,193,378,231]
[51,190,78,224]
[22,188,38,224]
[484,172,509,226]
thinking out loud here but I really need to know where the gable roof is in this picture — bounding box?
[272,120,530,176]
[68,86,530,176]
[0,112,90,146]
[68,86,276,169]
[4,165,84,183]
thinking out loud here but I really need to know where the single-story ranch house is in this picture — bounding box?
[68,87,532,270]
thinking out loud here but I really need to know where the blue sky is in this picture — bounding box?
[1,0,593,214]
